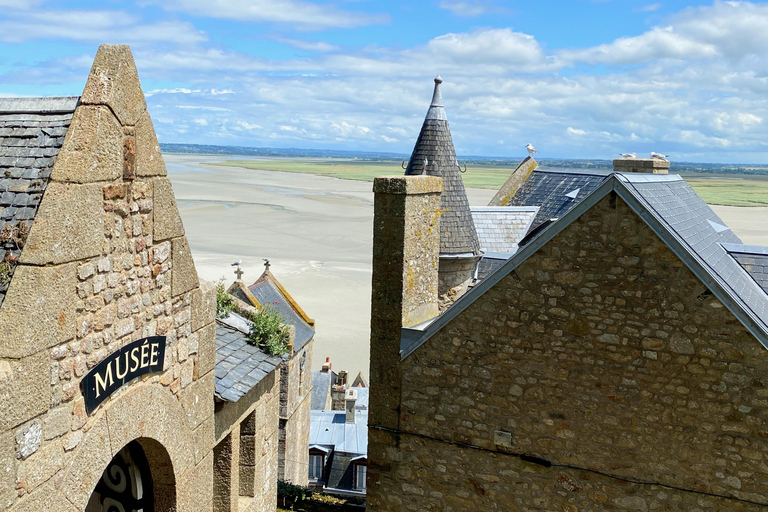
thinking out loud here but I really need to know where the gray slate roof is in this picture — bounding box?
[401,173,768,357]
[0,97,79,306]
[471,206,538,253]
[215,313,283,402]
[404,77,480,256]
[723,244,768,294]
[475,251,514,281]
[506,168,613,231]
[309,387,368,456]
[248,276,315,351]
[311,370,335,410]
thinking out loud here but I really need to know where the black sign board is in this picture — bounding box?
[82,336,166,415]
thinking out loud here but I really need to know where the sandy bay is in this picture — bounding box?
[167,154,768,378]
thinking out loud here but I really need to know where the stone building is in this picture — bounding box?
[403,77,481,296]
[0,45,279,512]
[367,163,768,510]
[228,262,313,486]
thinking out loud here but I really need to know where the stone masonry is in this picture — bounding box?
[278,340,312,486]
[368,190,768,510]
[0,45,217,512]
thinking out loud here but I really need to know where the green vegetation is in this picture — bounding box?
[215,280,237,318]
[211,159,768,207]
[683,177,768,207]
[212,159,520,189]
[248,305,291,355]
[276,480,364,511]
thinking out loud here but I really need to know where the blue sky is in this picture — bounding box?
[2,0,768,163]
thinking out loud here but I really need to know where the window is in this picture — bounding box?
[309,454,324,480]
[355,464,367,490]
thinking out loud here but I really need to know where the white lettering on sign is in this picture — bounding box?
[82,336,167,415]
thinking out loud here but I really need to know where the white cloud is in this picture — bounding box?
[149,0,388,30]
[0,10,206,44]
[193,118,208,126]
[566,127,586,136]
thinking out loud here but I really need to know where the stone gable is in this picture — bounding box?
[368,190,768,510]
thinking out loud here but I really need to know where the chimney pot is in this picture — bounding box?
[613,158,669,174]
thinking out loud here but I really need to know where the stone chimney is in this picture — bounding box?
[345,388,358,423]
[331,370,348,411]
[613,158,669,174]
[369,175,442,430]
[321,356,332,373]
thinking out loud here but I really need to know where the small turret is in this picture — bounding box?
[405,76,481,296]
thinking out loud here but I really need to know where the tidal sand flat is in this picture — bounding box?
[167,154,768,377]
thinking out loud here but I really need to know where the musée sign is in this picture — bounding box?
[82,336,167,415]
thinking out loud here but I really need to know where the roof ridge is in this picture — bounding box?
[0,97,80,114]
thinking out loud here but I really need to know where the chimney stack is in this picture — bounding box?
[331,370,348,410]
[321,356,332,373]
[613,158,669,174]
[369,175,442,430]
[345,388,358,423]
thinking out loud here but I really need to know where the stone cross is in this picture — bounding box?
[234,265,243,281]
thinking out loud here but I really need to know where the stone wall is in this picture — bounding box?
[368,193,768,510]
[214,370,280,512]
[0,45,217,512]
[278,340,312,485]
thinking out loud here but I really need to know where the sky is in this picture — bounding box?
[1,1,768,163]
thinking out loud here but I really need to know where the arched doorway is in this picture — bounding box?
[85,438,176,512]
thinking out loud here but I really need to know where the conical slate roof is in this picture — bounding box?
[405,76,480,256]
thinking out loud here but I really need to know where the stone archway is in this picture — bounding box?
[85,438,176,512]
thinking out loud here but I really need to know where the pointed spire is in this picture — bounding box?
[426,76,447,121]
[404,76,480,259]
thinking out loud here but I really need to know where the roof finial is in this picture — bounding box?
[263,258,270,271]
[430,75,443,108]
[232,260,244,281]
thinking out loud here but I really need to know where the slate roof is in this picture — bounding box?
[723,244,768,294]
[0,97,79,306]
[401,173,768,357]
[471,206,538,253]
[404,77,480,256]
[506,168,613,231]
[309,387,368,456]
[215,313,283,402]
[311,370,335,410]
[475,251,514,281]
[247,270,315,352]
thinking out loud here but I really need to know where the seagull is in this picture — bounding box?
[525,143,539,156]
[422,158,428,175]
[619,152,637,158]
[651,152,669,160]
[231,259,241,266]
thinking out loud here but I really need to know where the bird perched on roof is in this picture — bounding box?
[619,152,637,158]
[231,259,242,266]
[525,143,539,156]
[651,152,669,160]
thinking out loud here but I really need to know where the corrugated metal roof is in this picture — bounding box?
[404,77,479,256]
[0,97,79,307]
[214,314,282,402]
[309,388,368,456]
